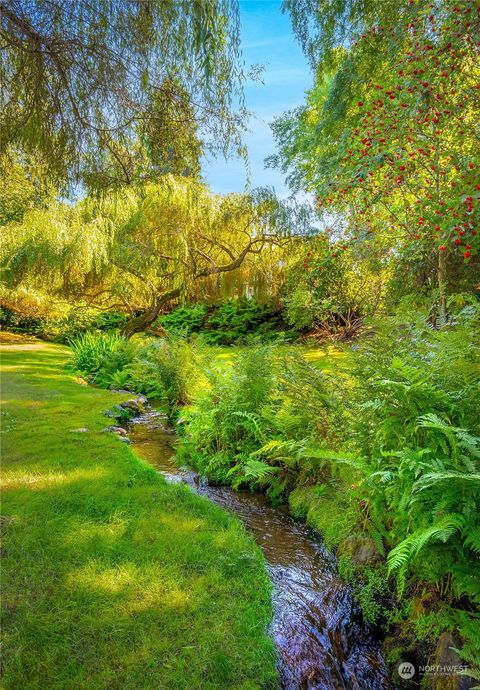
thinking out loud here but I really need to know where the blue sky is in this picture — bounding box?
[202,0,312,197]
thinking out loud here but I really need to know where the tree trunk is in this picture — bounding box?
[121,288,181,338]
[438,248,448,326]
[119,236,267,337]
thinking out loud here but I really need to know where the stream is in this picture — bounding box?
[128,409,394,690]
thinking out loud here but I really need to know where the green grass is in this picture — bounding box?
[209,343,349,371]
[0,343,277,690]
[288,484,360,551]
[184,342,350,401]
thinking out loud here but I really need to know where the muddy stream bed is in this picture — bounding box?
[128,409,394,690]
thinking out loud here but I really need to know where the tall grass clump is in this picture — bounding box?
[70,333,198,418]
[70,331,136,385]
[128,337,197,418]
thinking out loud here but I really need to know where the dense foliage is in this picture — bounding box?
[177,301,480,678]
[157,299,290,344]
[68,300,480,680]
[275,0,480,320]
[1,0,245,188]
[1,177,311,336]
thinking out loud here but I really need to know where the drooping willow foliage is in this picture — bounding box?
[1,175,317,332]
[1,0,245,187]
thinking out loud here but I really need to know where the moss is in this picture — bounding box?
[288,483,359,550]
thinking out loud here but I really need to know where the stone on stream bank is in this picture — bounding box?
[104,396,147,423]
[103,396,148,442]
[102,426,128,437]
[337,534,382,566]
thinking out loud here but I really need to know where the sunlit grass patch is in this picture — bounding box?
[1,466,110,489]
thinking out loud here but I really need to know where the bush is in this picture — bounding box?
[203,299,281,344]
[70,332,197,418]
[0,305,46,334]
[157,305,209,337]
[336,302,480,672]
[0,301,129,343]
[157,299,289,345]
[179,345,276,481]
[179,345,336,494]
[70,332,135,384]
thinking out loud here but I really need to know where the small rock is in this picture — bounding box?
[109,387,132,394]
[338,534,381,565]
[105,404,132,421]
[119,437,131,444]
[120,398,144,413]
[176,417,187,425]
[70,427,89,433]
[105,426,128,437]
[162,426,176,435]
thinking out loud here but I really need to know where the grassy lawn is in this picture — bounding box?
[0,343,277,690]
[209,342,349,370]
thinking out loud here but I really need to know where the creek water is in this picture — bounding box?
[128,410,394,690]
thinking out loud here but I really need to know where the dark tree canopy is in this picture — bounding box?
[0,0,245,188]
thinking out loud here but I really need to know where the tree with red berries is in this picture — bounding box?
[273,0,480,321]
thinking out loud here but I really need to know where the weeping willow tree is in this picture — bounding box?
[1,176,310,335]
[1,0,245,188]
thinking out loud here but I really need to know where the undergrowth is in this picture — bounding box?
[68,298,480,682]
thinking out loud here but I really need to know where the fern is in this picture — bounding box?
[464,527,480,556]
[231,411,267,442]
[414,472,480,491]
[242,459,279,481]
[387,514,466,595]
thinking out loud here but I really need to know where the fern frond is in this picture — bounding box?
[414,472,480,491]
[242,459,279,480]
[387,514,465,594]
[464,527,480,556]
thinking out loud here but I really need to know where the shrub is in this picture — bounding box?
[203,299,282,345]
[283,286,319,331]
[0,305,46,334]
[338,301,480,673]
[180,345,336,493]
[70,332,133,383]
[157,304,209,337]
[0,301,129,343]
[158,299,287,345]
[180,345,276,481]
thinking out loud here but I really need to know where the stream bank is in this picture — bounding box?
[127,408,393,690]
